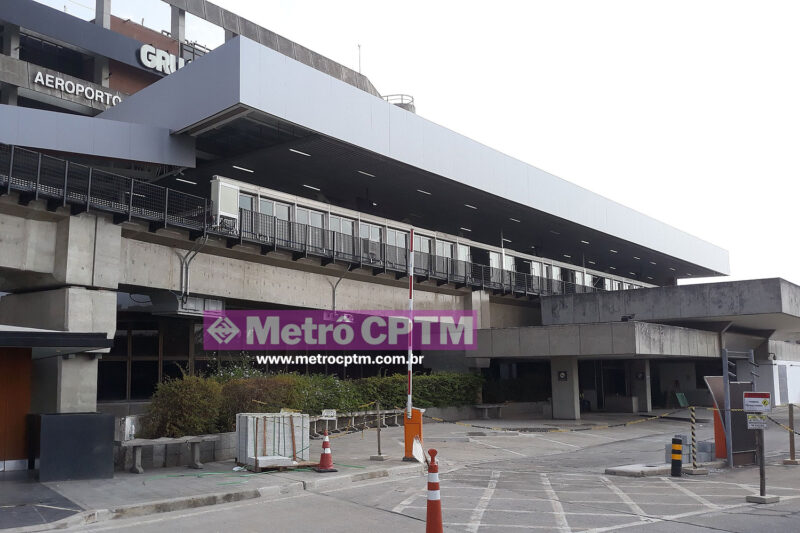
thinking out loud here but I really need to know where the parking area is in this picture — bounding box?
[390,469,800,532]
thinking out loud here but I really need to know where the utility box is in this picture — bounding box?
[236,413,310,470]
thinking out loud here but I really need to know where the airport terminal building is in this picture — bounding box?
[2,0,800,470]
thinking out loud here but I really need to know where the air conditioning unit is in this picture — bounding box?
[211,177,240,232]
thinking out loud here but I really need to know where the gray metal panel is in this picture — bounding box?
[779,365,789,404]
[0,106,194,167]
[185,0,205,17]
[204,2,223,25]
[101,37,729,273]
[3,0,153,75]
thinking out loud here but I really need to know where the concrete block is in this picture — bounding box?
[746,494,780,504]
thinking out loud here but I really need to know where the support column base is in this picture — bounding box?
[783,459,800,465]
[684,468,709,476]
[370,455,388,461]
[746,494,780,504]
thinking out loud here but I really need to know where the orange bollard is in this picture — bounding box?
[313,430,338,473]
[426,449,443,533]
[403,407,424,461]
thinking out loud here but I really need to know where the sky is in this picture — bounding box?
[40,0,800,286]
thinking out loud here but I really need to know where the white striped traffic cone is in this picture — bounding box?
[426,449,443,533]
[313,430,338,473]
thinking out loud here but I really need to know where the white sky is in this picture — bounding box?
[39,0,800,286]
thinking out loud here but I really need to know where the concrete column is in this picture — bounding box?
[171,6,186,43]
[30,355,100,413]
[631,359,652,413]
[224,29,238,42]
[2,23,21,58]
[94,0,111,28]
[0,84,18,106]
[551,356,580,420]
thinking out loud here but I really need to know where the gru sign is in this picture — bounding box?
[138,45,189,75]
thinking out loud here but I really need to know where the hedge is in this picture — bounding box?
[144,372,483,436]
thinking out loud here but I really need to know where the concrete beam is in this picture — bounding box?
[94,0,111,28]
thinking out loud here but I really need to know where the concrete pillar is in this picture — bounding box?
[30,355,100,413]
[631,359,652,413]
[94,57,110,88]
[171,6,186,42]
[470,290,491,329]
[224,29,238,42]
[0,84,18,106]
[94,0,111,28]
[2,23,21,58]
[551,356,580,420]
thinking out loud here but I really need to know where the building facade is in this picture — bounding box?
[2,0,798,472]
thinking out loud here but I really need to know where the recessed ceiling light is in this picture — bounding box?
[417,189,431,195]
[650,261,657,265]
[629,272,636,276]
[509,217,521,223]
[502,238,512,243]
[302,184,320,191]
[550,230,560,235]
[464,204,478,210]
[563,254,571,259]
[372,202,378,206]
[588,260,596,265]
[669,267,676,271]
[609,266,616,270]
[232,165,254,173]
[686,273,692,276]
[609,249,618,254]
[460,227,472,232]
[581,240,590,245]
[175,178,197,185]
[358,170,375,177]
[633,256,640,260]
[647,276,653,280]
[289,148,311,157]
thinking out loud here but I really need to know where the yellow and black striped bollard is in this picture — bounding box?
[690,406,697,470]
[671,437,683,477]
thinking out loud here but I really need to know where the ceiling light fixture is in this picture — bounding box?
[357,170,375,177]
[588,260,596,265]
[509,217,521,223]
[581,240,590,244]
[633,256,640,260]
[502,238,512,243]
[417,189,431,195]
[289,148,311,157]
[464,204,478,210]
[609,266,616,270]
[609,249,618,253]
[175,178,197,185]
[460,227,472,232]
[550,230,561,235]
[232,165,254,173]
[563,254,571,259]
[302,184,320,191]
[629,272,636,276]
[650,261,657,265]
[669,267,676,271]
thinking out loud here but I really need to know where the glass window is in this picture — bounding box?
[238,193,254,211]
[489,251,501,269]
[360,222,382,242]
[531,261,542,278]
[551,265,561,280]
[340,218,353,235]
[275,202,290,221]
[414,235,432,254]
[576,271,584,286]
[131,327,158,357]
[130,361,159,400]
[97,361,126,401]
[309,211,324,229]
[584,273,593,287]
[296,207,308,225]
[386,229,407,248]
[259,198,273,216]
[436,240,453,258]
[456,244,470,262]
[503,254,515,271]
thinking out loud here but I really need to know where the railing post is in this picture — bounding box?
[34,153,41,201]
[86,168,93,212]
[273,215,278,251]
[163,188,169,228]
[7,145,14,195]
[62,161,69,206]
[203,198,208,236]
[127,180,134,222]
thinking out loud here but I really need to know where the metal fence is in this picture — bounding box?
[0,142,605,298]
[0,144,208,232]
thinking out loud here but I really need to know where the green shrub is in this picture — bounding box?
[142,376,222,438]
[218,375,296,431]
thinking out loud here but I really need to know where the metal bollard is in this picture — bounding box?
[785,403,799,466]
[671,437,683,477]
[690,407,698,470]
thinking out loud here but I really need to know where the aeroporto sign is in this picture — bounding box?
[33,71,122,106]
[138,45,189,75]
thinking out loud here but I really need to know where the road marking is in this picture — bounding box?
[392,491,422,514]
[471,439,527,457]
[447,524,556,529]
[406,506,629,517]
[466,470,500,533]
[660,477,719,510]
[530,435,581,448]
[541,473,571,533]
[600,476,646,516]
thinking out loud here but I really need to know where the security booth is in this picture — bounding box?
[0,326,112,479]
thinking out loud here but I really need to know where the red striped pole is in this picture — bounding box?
[426,449,443,533]
[407,228,414,419]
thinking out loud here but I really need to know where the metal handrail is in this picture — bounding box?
[0,142,613,298]
[382,94,415,105]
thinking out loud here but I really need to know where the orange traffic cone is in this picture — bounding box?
[313,430,338,473]
[426,449,443,533]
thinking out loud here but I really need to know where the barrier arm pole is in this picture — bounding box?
[722,348,734,467]
[407,228,415,419]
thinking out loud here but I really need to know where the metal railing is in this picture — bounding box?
[0,144,208,232]
[0,142,607,298]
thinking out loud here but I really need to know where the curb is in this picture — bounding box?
[605,460,727,478]
[4,464,424,532]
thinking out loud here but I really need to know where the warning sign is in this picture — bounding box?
[743,392,772,413]
[747,414,768,430]
[320,409,337,420]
